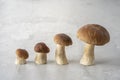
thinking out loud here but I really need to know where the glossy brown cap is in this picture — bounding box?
[77,24,110,46]
[54,33,73,46]
[16,49,29,59]
[34,42,50,53]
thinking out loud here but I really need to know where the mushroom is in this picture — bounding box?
[77,24,110,66]
[54,33,72,65]
[15,49,29,65]
[34,42,50,64]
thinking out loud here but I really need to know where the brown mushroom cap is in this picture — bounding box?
[34,42,50,53]
[16,49,29,59]
[54,33,73,46]
[77,24,110,45]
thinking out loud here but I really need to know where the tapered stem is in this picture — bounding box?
[55,44,68,65]
[80,43,95,66]
[15,57,26,65]
[35,53,47,64]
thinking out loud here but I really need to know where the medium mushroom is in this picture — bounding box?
[77,24,110,66]
[15,49,29,65]
[54,33,72,65]
[34,42,50,64]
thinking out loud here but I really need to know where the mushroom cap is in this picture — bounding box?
[77,24,110,46]
[34,42,50,53]
[54,33,73,46]
[16,49,29,59]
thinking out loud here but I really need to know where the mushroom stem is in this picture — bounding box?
[15,57,26,64]
[80,43,95,65]
[35,53,47,64]
[55,44,68,65]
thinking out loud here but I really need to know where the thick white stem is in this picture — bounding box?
[80,43,95,66]
[15,57,26,65]
[35,52,47,64]
[55,44,68,65]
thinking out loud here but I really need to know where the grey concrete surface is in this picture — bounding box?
[0,0,120,80]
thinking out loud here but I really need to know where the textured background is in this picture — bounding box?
[0,0,120,80]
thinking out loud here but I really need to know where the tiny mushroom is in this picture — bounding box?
[34,42,50,64]
[54,33,72,65]
[77,24,110,66]
[15,49,29,65]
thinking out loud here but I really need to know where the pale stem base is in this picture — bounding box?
[15,57,26,65]
[55,44,68,65]
[80,43,95,66]
[35,52,47,64]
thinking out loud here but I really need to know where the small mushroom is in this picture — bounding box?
[15,49,29,65]
[54,33,72,65]
[77,24,110,66]
[34,42,50,64]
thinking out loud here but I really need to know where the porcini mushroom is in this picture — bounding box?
[15,49,29,65]
[34,42,50,64]
[54,33,72,65]
[77,24,110,66]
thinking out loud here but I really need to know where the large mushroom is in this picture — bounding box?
[77,24,110,66]
[15,49,29,65]
[34,42,50,64]
[54,33,72,65]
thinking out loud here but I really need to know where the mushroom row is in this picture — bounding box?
[15,24,110,66]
